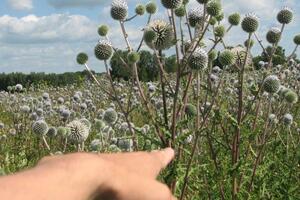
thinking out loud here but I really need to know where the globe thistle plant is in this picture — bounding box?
[32,120,49,136]
[266,27,281,44]
[135,4,145,15]
[263,75,280,94]
[214,25,226,38]
[228,13,241,26]
[206,1,222,17]
[145,1,157,14]
[277,7,293,24]
[111,0,128,21]
[98,25,109,37]
[103,108,118,125]
[67,120,90,144]
[76,53,88,65]
[219,50,236,66]
[144,20,174,50]
[188,7,204,27]
[188,48,208,70]
[94,40,113,61]
[284,90,298,104]
[175,5,186,17]
[293,34,300,45]
[161,0,183,9]
[241,13,259,33]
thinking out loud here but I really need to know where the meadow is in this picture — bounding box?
[0,0,300,199]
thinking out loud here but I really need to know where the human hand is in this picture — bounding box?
[0,148,176,200]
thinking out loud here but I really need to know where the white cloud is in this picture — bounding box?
[7,0,33,10]
[0,14,97,44]
[48,0,106,8]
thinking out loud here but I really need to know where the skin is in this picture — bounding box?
[0,148,176,200]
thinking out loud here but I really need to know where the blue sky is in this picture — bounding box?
[0,0,299,74]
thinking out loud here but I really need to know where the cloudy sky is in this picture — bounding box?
[0,0,299,73]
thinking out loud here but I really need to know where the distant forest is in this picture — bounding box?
[0,71,97,91]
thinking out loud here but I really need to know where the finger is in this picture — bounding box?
[118,175,176,200]
[99,148,174,178]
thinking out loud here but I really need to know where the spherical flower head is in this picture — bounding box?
[90,139,102,151]
[214,25,225,38]
[244,38,254,48]
[263,75,280,94]
[32,120,49,136]
[94,40,113,61]
[284,90,298,104]
[208,49,217,61]
[67,120,90,144]
[161,0,183,9]
[47,127,57,138]
[283,113,293,126]
[215,12,224,22]
[277,7,293,24]
[209,17,217,25]
[143,29,157,43]
[57,127,68,138]
[146,2,157,14]
[185,104,197,117]
[228,12,241,26]
[188,48,208,70]
[135,4,145,15]
[15,84,23,92]
[175,5,186,17]
[127,52,140,64]
[196,0,210,4]
[77,52,88,65]
[242,13,259,33]
[117,138,133,151]
[188,7,204,27]
[219,50,236,66]
[266,27,281,44]
[206,1,222,17]
[144,20,174,50]
[103,108,118,125]
[98,25,109,37]
[111,0,128,21]
[293,34,300,45]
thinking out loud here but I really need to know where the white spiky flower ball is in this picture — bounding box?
[266,27,281,44]
[277,7,293,24]
[188,7,204,27]
[103,108,118,125]
[144,20,174,50]
[283,113,293,126]
[111,0,128,21]
[32,120,49,136]
[241,13,259,33]
[161,0,183,9]
[263,75,281,94]
[67,120,90,144]
[188,48,208,70]
[94,40,113,61]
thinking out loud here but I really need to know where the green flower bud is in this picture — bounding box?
[284,90,298,104]
[127,52,140,64]
[277,7,293,24]
[185,104,197,117]
[32,120,49,136]
[146,1,157,14]
[263,75,280,94]
[244,38,254,48]
[135,4,145,15]
[241,13,259,33]
[94,40,113,61]
[76,53,88,65]
[215,12,224,21]
[143,29,157,43]
[228,13,241,26]
[161,0,183,9]
[208,49,217,61]
[175,5,186,17]
[266,27,281,44]
[188,7,204,27]
[293,34,300,45]
[209,17,217,25]
[214,25,225,38]
[219,50,235,66]
[98,25,109,36]
[206,1,222,17]
[110,0,128,21]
